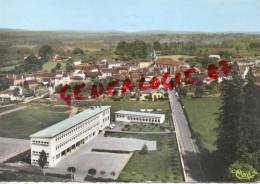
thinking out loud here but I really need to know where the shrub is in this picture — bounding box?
[110,171,116,176]
[88,168,97,176]
[139,144,148,154]
[100,171,106,175]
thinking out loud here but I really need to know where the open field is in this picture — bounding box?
[0,104,69,139]
[105,132,183,182]
[42,61,66,72]
[181,96,221,181]
[182,97,220,151]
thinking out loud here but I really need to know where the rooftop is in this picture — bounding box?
[30,106,111,138]
[115,110,165,118]
[155,58,187,66]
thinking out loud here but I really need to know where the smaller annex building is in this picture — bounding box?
[30,106,111,167]
[115,110,165,124]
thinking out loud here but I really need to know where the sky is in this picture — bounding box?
[0,0,260,32]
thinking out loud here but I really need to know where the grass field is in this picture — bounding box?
[122,123,167,132]
[0,104,69,139]
[182,96,222,181]
[182,97,220,151]
[105,132,183,182]
[0,170,67,182]
[42,61,66,72]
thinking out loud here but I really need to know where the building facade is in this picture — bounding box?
[115,110,165,124]
[30,106,111,167]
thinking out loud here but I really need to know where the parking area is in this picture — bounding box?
[46,134,156,181]
[0,137,30,163]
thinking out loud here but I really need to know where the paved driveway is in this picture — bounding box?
[47,134,156,181]
[0,137,30,163]
[168,91,204,181]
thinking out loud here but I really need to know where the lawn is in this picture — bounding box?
[181,96,222,181]
[122,123,168,132]
[104,132,183,182]
[0,104,69,139]
[75,99,174,130]
[0,170,67,182]
[42,61,66,72]
[182,97,220,151]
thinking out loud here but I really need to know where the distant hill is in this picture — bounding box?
[1,29,260,47]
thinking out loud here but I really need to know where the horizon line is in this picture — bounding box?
[0,28,260,34]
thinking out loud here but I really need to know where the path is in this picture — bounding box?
[168,90,204,182]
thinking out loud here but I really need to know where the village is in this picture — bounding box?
[1,51,260,105]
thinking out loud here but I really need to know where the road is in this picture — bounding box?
[168,91,204,182]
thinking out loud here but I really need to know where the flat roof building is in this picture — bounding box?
[115,110,165,124]
[29,106,111,167]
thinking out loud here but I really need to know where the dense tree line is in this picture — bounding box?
[115,40,150,59]
[13,45,53,74]
[217,63,259,181]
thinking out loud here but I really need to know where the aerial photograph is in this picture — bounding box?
[0,0,259,183]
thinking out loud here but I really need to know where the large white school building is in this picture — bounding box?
[29,106,111,167]
[115,110,165,124]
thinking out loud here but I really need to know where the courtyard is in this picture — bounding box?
[46,133,156,181]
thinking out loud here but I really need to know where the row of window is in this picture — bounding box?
[103,116,110,122]
[55,133,96,159]
[55,123,99,150]
[55,115,100,141]
[32,140,49,145]
[127,116,161,123]
[102,109,110,116]
[32,151,49,156]
[116,114,161,123]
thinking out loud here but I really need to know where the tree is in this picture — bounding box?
[66,63,74,72]
[216,63,244,177]
[38,150,47,175]
[88,168,97,176]
[72,48,84,55]
[139,144,148,154]
[0,77,12,90]
[13,87,20,97]
[67,166,76,180]
[236,68,258,166]
[194,84,204,98]
[23,81,29,90]
[38,45,53,62]
[55,63,61,70]
[153,41,161,51]
[116,41,128,57]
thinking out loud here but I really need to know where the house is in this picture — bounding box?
[208,54,221,59]
[100,68,113,79]
[155,58,189,74]
[26,79,39,89]
[138,60,153,69]
[54,74,70,86]
[73,60,82,66]
[72,70,86,80]
[0,87,23,102]
[108,60,123,69]
[53,55,72,62]
[151,90,165,101]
